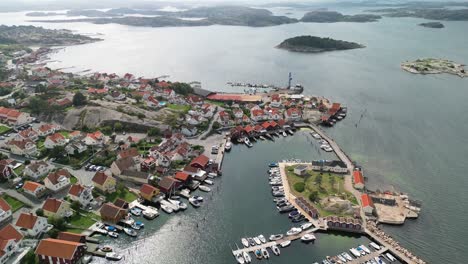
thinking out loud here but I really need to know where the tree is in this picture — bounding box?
[21,249,38,264]
[114,122,123,132]
[72,92,87,106]
[171,82,193,95]
[294,182,305,192]
[212,121,221,130]
[24,160,31,165]
[35,208,44,217]
[28,97,49,114]
[309,191,319,202]
[47,228,59,238]
[315,174,323,186]
[117,183,125,193]
[48,217,66,231]
[133,94,143,103]
[137,113,146,119]
[147,127,161,137]
[49,146,65,159]
[71,200,81,211]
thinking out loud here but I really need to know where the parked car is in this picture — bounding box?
[15,182,23,189]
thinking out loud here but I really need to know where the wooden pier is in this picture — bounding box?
[346,247,388,264]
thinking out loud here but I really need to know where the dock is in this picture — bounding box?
[232,227,320,255]
[128,200,158,214]
[346,247,388,264]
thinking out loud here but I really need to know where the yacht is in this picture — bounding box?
[254,249,262,259]
[271,245,280,256]
[269,234,283,241]
[301,222,313,230]
[311,133,321,139]
[204,179,214,185]
[323,146,333,152]
[259,135,266,140]
[261,248,269,259]
[235,253,245,264]
[248,238,256,247]
[280,240,291,248]
[160,204,173,214]
[386,253,396,262]
[258,234,266,243]
[241,238,249,248]
[370,242,381,250]
[123,228,137,237]
[337,255,347,263]
[282,131,288,137]
[105,252,123,261]
[143,209,159,220]
[225,142,232,151]
[130,207,142,216]
[131,221,144,230]
[287,129,294,135]
[375,256,386,264]
[243,252,252,263]
[269,162,278,167]
[360,245,371,254]
[301,234,316,242]
[244,137,253,147]
[169,199,187,210]
[199,185,211,192]
[286,227,302,236]
[349,248,361,258]
[343,252,353,261]
[253,236,262,245]
[189,197,202,208]
[288,210,300,218]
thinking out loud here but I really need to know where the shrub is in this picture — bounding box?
[294,182,305,193]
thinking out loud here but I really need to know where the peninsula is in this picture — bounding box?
[401,58,467,77]
[301,10,382,23]
[419,22,444,28]
[368,7,468,21]
[277,35,364,53]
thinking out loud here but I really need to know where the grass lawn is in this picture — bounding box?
[1,195,25,212]
[106,188,138,203]
[286,165,357,217]
[0,125,10,134]
[68,210,98,230]
[167,104,191,112]
[65,228,85,234]
[59,131,70,138]
[70,176,78,184]
[36,139,45,151]
[205,100,226,107]
[13,165,24,176]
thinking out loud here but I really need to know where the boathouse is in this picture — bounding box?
[353,170,365,190]
[295,197,319,219]
[294,165,308,176]
[190,154,210,169]
[361,194,375,216]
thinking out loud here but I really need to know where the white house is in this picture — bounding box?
[68,184,94,207]
[15,128,39,142]
[24,161,53,179]
[83,131,105,146]
[44,133,67,149]
[233,108,244,119]
[23,181,47,198]
[181,126,198,137]
[44,169,71,192]
[270,94,282,108]
[311,160,348,174]
[37,124,58,137]
[250,109,268,122]
[65,142,88,155]
[0,198,12,225]
[284,108,302,122]
[0,224,23,264]
[15,213,48,237]
[7,139,38,157]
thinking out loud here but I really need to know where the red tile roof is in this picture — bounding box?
[0,224,23,252]
[361,194,374,208]
[23,181,43,192]
[35,238,84,260]
[190,154,209,168]
[46,133,65,143]
[139,184,158,196]
[175,172,190,181]
[15,213,39,230]
[68,184,85,197]
[353,170,364,185]
[0,198,11,212]
[42,198,64,213]
[92,171,111,185]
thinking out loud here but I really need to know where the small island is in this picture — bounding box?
[419,22,445,28]
[402,58,467,77]
[301,10,381,23]
[276,35,364,53]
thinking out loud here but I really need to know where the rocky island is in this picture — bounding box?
[277,35,364,53]
[419,22,445,28]
[301,10,382,23]
[402,58,467,77]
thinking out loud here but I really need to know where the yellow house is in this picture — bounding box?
[139,184,160,202]
[42,198,71,218]
[92,171,117,193]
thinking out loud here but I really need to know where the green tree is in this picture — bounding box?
[171,82,193,95]
[49,146,65,159]
[71,200,81,211]
[28,97,49,114]
[315,174,323,186]
[47,228,59,238]
[294,182,305,192]
[48,217,66,231]
[133,94,143,103]
[309,191,319,202]
[72,92,87,106]
[147,127,161,137]
[114,122,123,132]
[212,121,221,130]
[21,249,38,264]
[35,208,44,217]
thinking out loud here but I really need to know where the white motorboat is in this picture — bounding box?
[337,255,347,263]
[286,227,302,236]
[301,222,313,230]
[386,253,396,262]
[108,231,119,238]
[161,199,179,212]
[258,234,266,243]
[143,209,159,220]
[160,204,173,214]
[343,252,353,261]
[105,252,123,261]
[253,237,262,245]
[189,197,202,208]
[208,172,218,178]
[269,234,283,241]
[199,185,211,192]
[235,253,245,264]
[225,142,232,151]
[320,144,330,149]
[350,248,361,258]
[323,147,333,152]
[300,234,316,242]
[271,245,280,256]
[311,133,321,139]
[375,256,386,264]
[123,228,137,237]
[204,179,214,185]
[360,245,371,254]
[259,136,266,140]
[280,240,291,248]
[243,252,251,263]
[370,242,381,250]
[168,199,187,210]
[261,248,269,259]
[282,131,287,137]
[241,238,249,248]
[244,137,253,147]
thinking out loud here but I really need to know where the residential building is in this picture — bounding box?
[37,124,58,137]
[311,160,348,174]
[0,162,13,180]
[0,198,12,225]
[24,161,53,179]
[44,169,71,192]
[361,194,375,216]
[15,213,48,237]
[83,131,105,146]
[44,133,67,149]
[158,176,180,194]
[99,203,126,224]
[139,184,160,202]
[284,108,302,121]
[15,128,39,142]
[35,238,86,264]
[250,109,267,122]
[91,171,116,193]
[7,139,38,157]
[110,157,140,176]
[23,181,47,198]
[68,184,94,207]
[42,198,71,218]
[270,94,282,108]
[117,148,140,161]
[0,224,23,264]
[218,111,233,126]
[174,171,191,185]
[294,165,308,176]
[65,142,87,155]
[0,107,31,126]
[190,154,210,169]
[181,126,197,137]
[57,232,86,244]
[353,170,365,190]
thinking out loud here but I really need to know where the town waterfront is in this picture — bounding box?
[1,8,467,263]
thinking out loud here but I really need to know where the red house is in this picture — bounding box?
[190,154,209,169]
[35,238,86,264]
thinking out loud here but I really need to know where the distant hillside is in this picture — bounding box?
[301,10,381,23]
[419,22,444,28]
[277,35,364,53]
[368,7,468,21]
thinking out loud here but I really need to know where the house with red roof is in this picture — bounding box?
[123,73,135,81]
[92,171,117,193]
[190,154,210,169]
[187,95,203,106]
[218,111,233,126]
[174,171,191,184]
[361,194,375,215]
[244,125,254,135]
[15,128,39,142]
[261,121,272,130]
[0,107,31,126]
[139,184,160,202]
[7,139,38,157]
[15,213,48,237]
[35,238,86,264]
[68,184,94,207]
[44,132,67,149]
[37,124,59,137]
[270,94,282,108]
[163,89,176,98]
[0,224,23,263]
[353,170,365,190]
[0,161,13,180]
[24,161,53,179]
[42,198,71,218]
[146,96,160,108]
[83,131,105,146]
[87,87,108,95]
[23,181,47,198]
[284,108,302,122]
[250,109,267,122]
[99,203,127,224]
[158,176,180,194]
[233,108,244,119]
[0,198,12,224]
[266,108,282,120]
[44,169,71,192]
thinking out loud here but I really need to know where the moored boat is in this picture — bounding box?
[235,253,245,264]
[254,249,262,259]
[258,234,266,243]
[108,231,119,238]
[123,228,137,237]
[286,227,302,236]
[360,245,371,254]
[160,204,173,214]
[241,238,249,248]
[301,222,313,230]
[269,162,279,167]
[143,209,159,220]
[280,240,291,248]
[244,137,253,147]
[370,242,381,250]
[130,207,142,216]
[204,179,214,185]
[271,245,280,256]
[243,252,251,263]
[99,245,113,252]
[199,185,211,192]
[253,236,262,245]
[269,234,283,241]
[189,197,202,208]
[300,234,316,242]
[386,253,396,262]
[225,142,232,151]
[105,252,123,261]
[282,131,287,137]
[261,248,269,259]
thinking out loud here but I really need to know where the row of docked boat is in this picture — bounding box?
[311,132,333,152]
[314,241,397,264]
